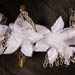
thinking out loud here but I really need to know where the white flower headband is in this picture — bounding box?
[0,5,75,68]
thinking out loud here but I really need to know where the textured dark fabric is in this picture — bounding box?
[0,0,75,75]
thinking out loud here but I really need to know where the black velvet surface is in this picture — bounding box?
[0,0,75,75]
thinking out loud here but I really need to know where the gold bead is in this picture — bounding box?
[18,59,24,68]
[20,5,26,11]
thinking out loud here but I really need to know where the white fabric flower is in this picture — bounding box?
[35,16,75,65]
[4,18,49,57]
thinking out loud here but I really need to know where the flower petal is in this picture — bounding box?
[51,16,64,32]
[15,18,34,31]
[62,28,75,45]
[47,48,58,65]
[22,21,34,31]
[26,31,44,43]
[4,34,22,54]
[0,25,8,36]
[64,46,73,59]
[36,24,50,34]
[4,25,23,54]
[35,39,49,52]
[15,17,24,27]
[0,37,4,41]
[21,40,33,57]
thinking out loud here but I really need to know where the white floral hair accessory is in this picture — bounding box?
[0,5,50,68]
[3,16,49,68]
[0,6,75,69]
[35,16,75,67]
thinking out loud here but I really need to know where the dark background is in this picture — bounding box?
[0,0,75,75]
